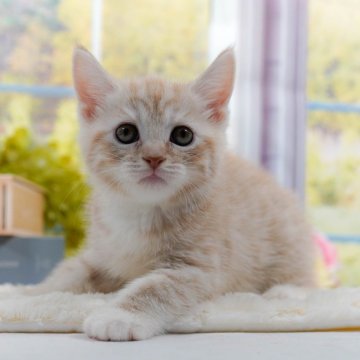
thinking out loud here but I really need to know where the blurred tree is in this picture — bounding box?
[51,0,208,84]
[308,0,360,133]
[0,0,62,83]
[306,132,360,208]
[101,0,208,80]
[307,0,360,230]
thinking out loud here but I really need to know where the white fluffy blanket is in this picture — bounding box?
[1,285,360,333]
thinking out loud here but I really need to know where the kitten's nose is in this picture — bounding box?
[143,156,165,170]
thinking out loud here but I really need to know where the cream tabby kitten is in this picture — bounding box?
[21,47,315,341]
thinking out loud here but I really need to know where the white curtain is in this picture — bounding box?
[209,0,308,198]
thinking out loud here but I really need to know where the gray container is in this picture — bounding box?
[0,236,64,285]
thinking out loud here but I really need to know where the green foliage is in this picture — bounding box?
[309,206,360,237]
[52,0,208,84]
[0,0,209,85]
[307,1,360,229]
[0,116,89,254]
[308,0,360,133]
[308,0,360,103]
[306,132,360,209]
[336,244,360,286]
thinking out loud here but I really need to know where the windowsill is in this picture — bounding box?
[2,332,360,359]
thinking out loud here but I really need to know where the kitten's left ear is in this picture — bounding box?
[73,46,114,121]
[192,48,235,122]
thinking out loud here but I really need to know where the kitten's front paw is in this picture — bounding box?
[83,307,164,341]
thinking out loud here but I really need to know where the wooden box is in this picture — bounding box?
[0,175,45,236]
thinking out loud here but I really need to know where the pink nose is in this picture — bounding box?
[143,156,165,170]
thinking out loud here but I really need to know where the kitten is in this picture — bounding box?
[22,47,315,341]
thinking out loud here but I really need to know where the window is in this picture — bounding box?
[307,0,360,285]
[1,0,359,285]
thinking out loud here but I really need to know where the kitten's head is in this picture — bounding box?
[73,47,235,204]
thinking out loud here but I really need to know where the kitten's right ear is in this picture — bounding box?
[192,48,235,123]
[73,47,114,121]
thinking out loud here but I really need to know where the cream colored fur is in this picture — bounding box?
[3,48,315,341]
[1,285,360,333]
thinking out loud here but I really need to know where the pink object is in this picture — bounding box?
[314,232,339,271]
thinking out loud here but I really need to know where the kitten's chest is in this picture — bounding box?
[89,203,163,281]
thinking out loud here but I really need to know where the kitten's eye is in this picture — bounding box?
[115,124,139,144]
[170,126,193,147]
